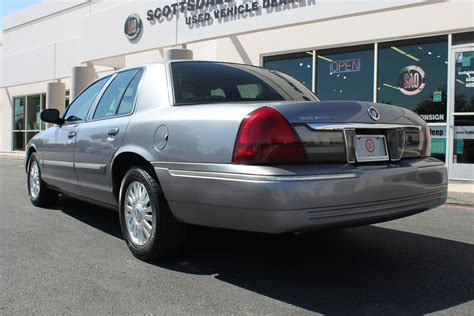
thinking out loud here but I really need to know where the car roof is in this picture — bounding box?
[115,60,264,74]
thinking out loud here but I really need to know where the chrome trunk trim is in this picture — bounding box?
[308,123,420,163]
[307,123,421,131]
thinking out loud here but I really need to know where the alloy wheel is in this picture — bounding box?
[29,161,41,200]
[124,181,153,246]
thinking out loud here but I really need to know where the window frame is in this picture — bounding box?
[86,67,145,123]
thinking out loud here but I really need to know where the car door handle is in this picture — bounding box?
[107,128,119,136]
[68,131,76,138]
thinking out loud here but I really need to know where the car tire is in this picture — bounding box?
[27,152,58,207]
[119,166,186,260]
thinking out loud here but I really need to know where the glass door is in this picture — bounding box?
[449,47,474,180]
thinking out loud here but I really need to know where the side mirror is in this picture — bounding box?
[40,109,63,125]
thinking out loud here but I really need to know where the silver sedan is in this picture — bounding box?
[26,61,447,260]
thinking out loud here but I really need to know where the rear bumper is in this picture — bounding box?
[153,158,447,233]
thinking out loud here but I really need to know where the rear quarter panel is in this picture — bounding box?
[120,64,260,164]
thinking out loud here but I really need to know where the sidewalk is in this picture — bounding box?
[0,151,25,160]
[447,181,474,206]
[1,151,472,205]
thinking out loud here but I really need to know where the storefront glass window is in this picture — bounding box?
[13,132,25,152]
[429,126,446,162]
[453,32,474,46]
[316,45,374,102]
[263,52,313,90]
[454,51,474,112]
[26,95,43,131]
[12,92,67,151]
[453,116,474,164]
[13,97,25,131]
[453,49,474,168]
[12,95,44,151]
[377,36,448,123]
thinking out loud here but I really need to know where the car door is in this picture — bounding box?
[41,76,110,193]
[74,68,143,205]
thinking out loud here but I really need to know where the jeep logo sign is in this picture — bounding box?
[124,14,142,41]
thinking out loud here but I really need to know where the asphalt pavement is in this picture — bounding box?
[1,159,473,315]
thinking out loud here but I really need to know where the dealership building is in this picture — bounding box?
[0,0,473,180]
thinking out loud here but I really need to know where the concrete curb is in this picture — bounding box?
[0,152,25,160]
[446,192,474,206]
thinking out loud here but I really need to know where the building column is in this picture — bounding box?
[71,64,97,100]
[164,48,193,60]
[46,82,66,112]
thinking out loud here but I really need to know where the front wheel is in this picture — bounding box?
[119,167,186,260]
[27,152,58,207]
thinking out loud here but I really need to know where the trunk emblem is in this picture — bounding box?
[368,106,380,121]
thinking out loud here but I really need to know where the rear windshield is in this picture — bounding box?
[171,61,318,105]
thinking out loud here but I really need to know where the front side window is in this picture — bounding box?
[64,76,109,123]
[171,62,317,105]
[93,69,141,119]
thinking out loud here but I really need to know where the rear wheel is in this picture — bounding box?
[119,167,186,260]
[27,152,58,207]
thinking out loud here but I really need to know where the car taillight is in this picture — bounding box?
[232,107,308,164]
[421,124,432,157]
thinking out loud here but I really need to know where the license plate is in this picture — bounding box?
[355,135,389,162]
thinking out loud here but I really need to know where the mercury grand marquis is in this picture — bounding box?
[26,61,448,260]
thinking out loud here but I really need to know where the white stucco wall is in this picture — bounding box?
[1,2,92,87]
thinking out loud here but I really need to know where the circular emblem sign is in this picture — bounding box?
[124,14,142,41]
[397,65,426,96]
[365,139,376,153]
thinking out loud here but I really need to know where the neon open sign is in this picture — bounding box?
[330,58,361,74]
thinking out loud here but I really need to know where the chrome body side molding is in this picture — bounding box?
[167,169,357,183]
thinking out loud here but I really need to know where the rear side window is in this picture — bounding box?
[93,69,142,119]
[64,76,109,122]
[117,70,143,115]
[171,62,317,105]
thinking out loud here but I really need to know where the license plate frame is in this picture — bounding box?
[355,135,389,162]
